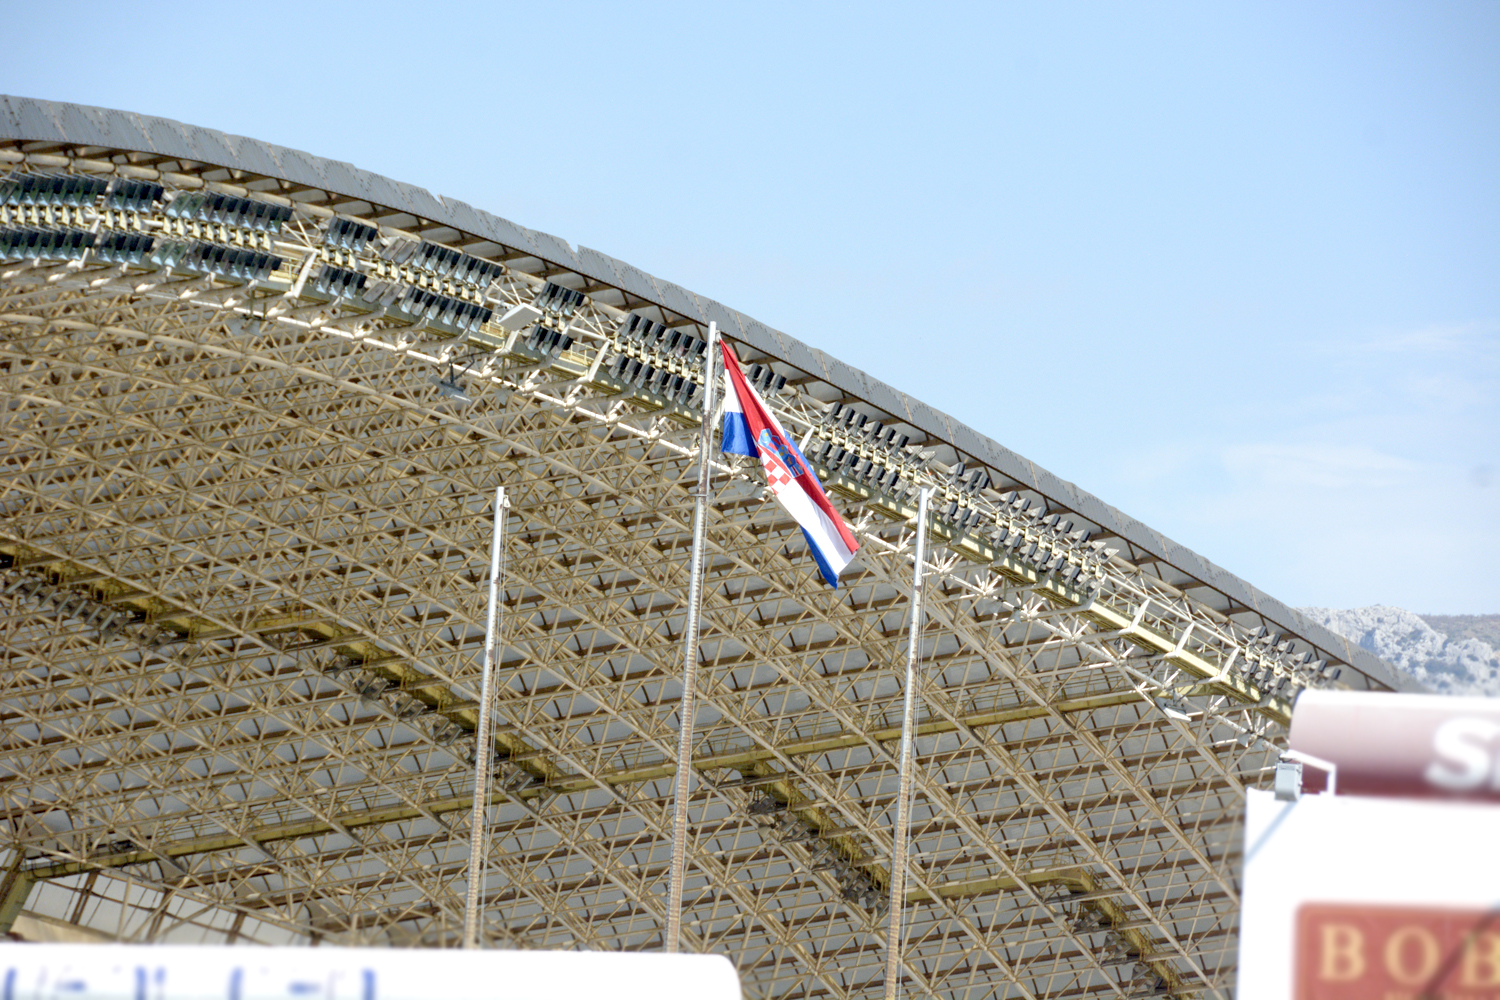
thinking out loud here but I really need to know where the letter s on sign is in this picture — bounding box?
[1423,718,1500,791]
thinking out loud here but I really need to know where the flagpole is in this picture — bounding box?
[885,485,934,999]
[665,320,719,952]
[464,484,508,949]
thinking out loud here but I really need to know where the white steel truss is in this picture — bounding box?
[0,101,1413,1000]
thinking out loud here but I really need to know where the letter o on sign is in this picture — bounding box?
[1385,926,1442,985]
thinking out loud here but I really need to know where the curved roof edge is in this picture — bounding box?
[0,93,1418,695]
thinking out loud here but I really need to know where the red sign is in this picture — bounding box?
[1296,903,1500,998]
[1288,691,1500,801]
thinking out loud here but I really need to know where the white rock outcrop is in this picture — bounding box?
[1298,605,1500,697]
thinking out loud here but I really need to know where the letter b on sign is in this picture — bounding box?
[1317,925,1364,982]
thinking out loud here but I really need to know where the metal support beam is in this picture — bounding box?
[0,851,34,935]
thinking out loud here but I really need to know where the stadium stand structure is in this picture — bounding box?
[0,97,1417,997]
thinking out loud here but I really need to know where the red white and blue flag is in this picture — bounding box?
[719,342,859,586]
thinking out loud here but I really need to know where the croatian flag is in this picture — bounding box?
[720,342,859,586]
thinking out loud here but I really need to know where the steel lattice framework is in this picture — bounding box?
[0,98,1416,999]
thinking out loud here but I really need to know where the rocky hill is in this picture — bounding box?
[1298,606,1500,697]
[1418,614,1500,651]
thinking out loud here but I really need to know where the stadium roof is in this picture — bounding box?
[0,95,1414,998]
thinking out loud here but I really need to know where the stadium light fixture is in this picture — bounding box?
[0,227,94,261]
[432,362,474,405]
[535,281,587,319]
[166,191,292,233]
[106,178,164,212]
[1153,694,1192,722]
[1273,757,1303,802]
[324,217,379,254]
[0,172,108,207]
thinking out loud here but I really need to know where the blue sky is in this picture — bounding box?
[5,2,1496,612]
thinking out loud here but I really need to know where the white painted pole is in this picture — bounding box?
[464,485,508,949]
[665,321,719,952]
[885,485,934,999]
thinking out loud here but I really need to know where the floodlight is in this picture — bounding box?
[167,192,292,233]
[323,654,358,677]
[1273,757,1303,802]
[621,313,666,343]
[452,253,503,288]
[0,227,94,261]
[354,674,393,702]
[432,364,473,405]
[430,718,464,745]
[324,217,379,253]
[1070,908,1104,933]
[312,265,367,300]
[535,281,586,318]
[747,796,782,817]
[379,237,419,264]
[606,354,698,407]
[1101,930,1131,960]
[0,172,108,207]
[524,325,574,357]
[610,357,641,383]
[106,179,164,212]
[182,243,281,281]
[415,242,461,277]
[394,242,504,289]
[390,692,424,720]
[746,363,787,394]
[358,280,404,308]
[94,232,155,266]
[401,288,493,333]
[1153,694,1192,722]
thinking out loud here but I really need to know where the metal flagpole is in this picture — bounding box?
[464,484,508,949]
[665,320,719,952]
[885,485,934,999]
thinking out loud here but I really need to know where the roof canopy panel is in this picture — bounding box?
[0,96,1408,999]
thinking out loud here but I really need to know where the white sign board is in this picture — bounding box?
[1239,689,1500,999]
[1239,789,1500,998]
[0,944,743,1000]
